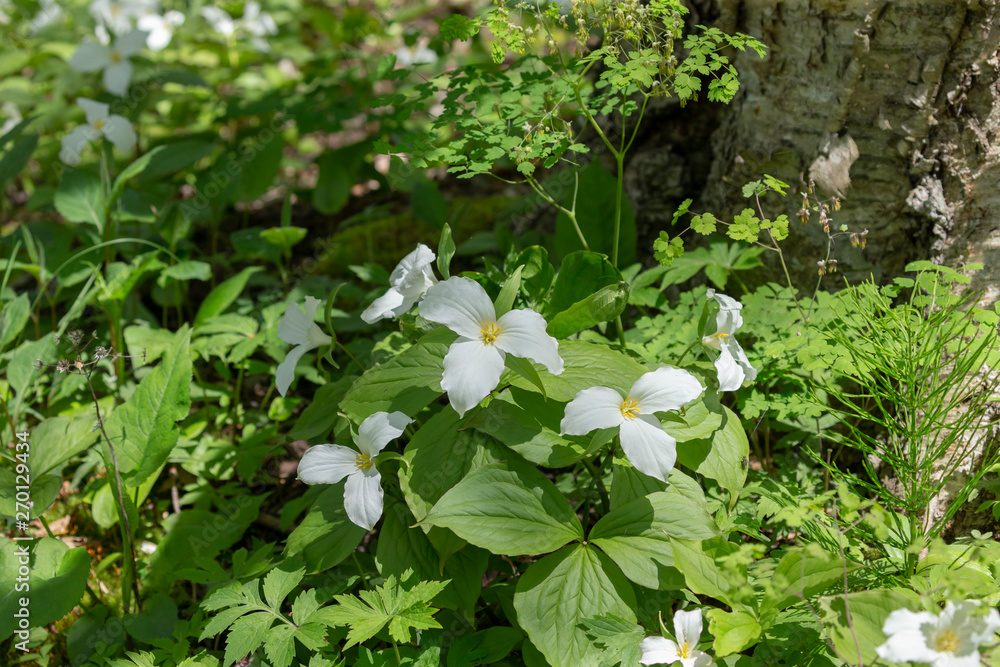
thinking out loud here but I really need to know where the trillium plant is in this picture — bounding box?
[68,27,147,96]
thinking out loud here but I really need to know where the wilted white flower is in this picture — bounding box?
[60,98,136,165]
[298,411,412,530]
[561,367,703,483]
[361,244,437,324]
[640,608,712,666]
[419,276,564,417]
[876,600,1000,667]
[69,28,147,96]
[275,296,333,397]
[701,289,756,392]
[137,10,183,51]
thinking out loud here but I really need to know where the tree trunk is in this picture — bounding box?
[624,0,1000,532]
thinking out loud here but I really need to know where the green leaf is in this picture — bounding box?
[670,537,751,612]
[134,140,216,184]
[506,340,647,403]
[439,14,481,41]
[555,161,636,265]
[0,537,90,640]
[55,169,105,230]
[447,627,522,666]
[110,146,167,204]
[590,490,719,590]
[673,405,748,509]
[313,151,352,215]
[423,460,583,556]
[0,293,31,351]
[503,355,548,400]
[544,252,622,318]
[706,609,762,656]
[288,376,354,441]
[224,611,273,667]
[284,484,367,573]
[437,223,456,279]
[264,624,296,667]
[513,545,637,667]
[193,267,262,326]
[512,245,554,301]
[0,133,37,185]
[339,342,447,423]
[547,281,629,339]
[762,548,853,614]
[103,328,192,485]
[653,233,684,266]
[691,212,717,234]
[263,563,305,611]
[412,179,448,227]
[579,614,644,667]
[0,470,61,520]
[818,590,914,665]
[494,265,523,317]
[27,415,100,477]
[237,136,285,202]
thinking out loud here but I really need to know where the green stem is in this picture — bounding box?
[675,338,701,366]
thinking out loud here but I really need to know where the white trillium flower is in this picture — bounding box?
[201,1,277,52]
[137,10,184,51]
[200,6,236,36]
[89,0,158,34]
[701,288,757,392]
[395,43,438,67]
[361,243,437,324]
[640,608,712,667]
[297,411,412,530]
[276,296,333,397]
[60,98,137,166]
[561,367,703,483]
[419,276,564,417]
[1,101,22,135]
[876,600,1000,667]
[69,29,147,96]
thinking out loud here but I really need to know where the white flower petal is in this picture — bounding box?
[876,609,938,663]
[673,609,703,649]
[69,42,111,72]
[357,411,411,457]
[707,288,744,334]
[103,60,133,96]
[638,636,681,664]
[101,114,136,153]
[114,28,148,56]
[495,309,564,375]
[560,386,626,435]
[619,414,677,483]
[344,469,383,530]
[138,14,176,50]
[629,367,704,414]
[275,343,308,397]
[389,243,435,287]
[441,338,505,417]
[201,7,235,35]
[77,97,109,126]
[60,125,101,165]
[714,341,746,392]
[420,276,496,340]
[279,297,327,345]
[361,287,406,324]
[297,444,358,485]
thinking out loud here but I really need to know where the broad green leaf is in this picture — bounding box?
[284,484,366,574]
[590,490,719,590]
[670,537,752,612]
[673,405,748,509]
[512,246,554,301]
[0,537,90,640]
[193,267,262,326]
[412,179,448,227]
[544,252,622,318]
[818,589,914,666]
[340,342,447,423]
[547,281,629,339]
[0,469,60,520]
[135,140,216,184]
[263,563,306,610]
[423,460,583,556]
[446,627,522,666]
[288,376,354,441]
[579,614,645,667]
[513,545,636,667]
[503,355,547,400]
[28,415,100,476]
[0,133,37,185]
[111,146,167,204]
[102,328,192,485]
[0,293,31,351]
[494,265,522,317]
[762,547,854,614]
[224,611,273,667]
[55,169,105,230]
[506,340,647,402]
[706,609,762,656]
[237,136,284,202]
[555,161,636,265]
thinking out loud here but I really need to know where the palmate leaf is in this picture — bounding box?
[320,571,449,647]
[580,614,645,667]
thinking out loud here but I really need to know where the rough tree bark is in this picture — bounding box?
[623,0,1000,532]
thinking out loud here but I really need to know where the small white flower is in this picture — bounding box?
[1,101,22,135]
[361,244,437,324]
[88,0,157,35]
[29,0,63,34]
[200,6,236,36]
[137,10,183,51]
[69,28,147,96]
[640,608,712,666]
[60,98,136,166]
[395,42,438,67]
[419,276,564,417]
[201,1,277,52]
[876,600,1000,667]
[276,296,333,397]
[298,411,412,530]
[701,289,757,392]
[561,367,703,483]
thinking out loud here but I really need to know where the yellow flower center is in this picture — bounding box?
[93,119,105,130]
[620,396,640,420]
[934,629,960,653]
[678,642,691,658]
[480,322,500,345]
[111,51,122,63]
[355,452,373,471]
[714,332,730,339]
